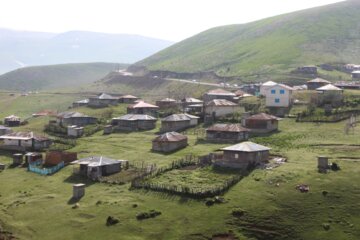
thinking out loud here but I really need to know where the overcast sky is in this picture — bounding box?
[0,0,344,41]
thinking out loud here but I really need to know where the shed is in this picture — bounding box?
[244,113,279,133]
[215,141,271,169]
[67,125,84,138]
[4,115,21,127]
[160,113,199,132]
[111,114,157,131]
[127,101,159,117]
[352,71,360,79]
[72,156,128,180]
[315,84,344,107]
[206,124,249,143]
[152,132,188,153]
[72,99,89,108]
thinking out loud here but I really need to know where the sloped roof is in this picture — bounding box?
[307,78,331,83]
[234,90,246,96]
[113,114,157,121]
[98,93,119,100]
[162,113,199,122]
[119,95,138,99]
[128,101,159,109]
[4,115,20,120]
[0,131,49,141]
[316,84,342,91]
[158,98,176,102]
[206,124,249,132]
[72,156,126,166]
[153,132,187,142]
[352,71,360,74]
[206,88,236,96]
[262,81,277,86]
[0,125,11,130]
[246,113,279,121]
[206,99,237,106]
[268,83,294,91]
[57,111,95,119]
[182,97,203,103]
[221,141,270,152]
[74,99,89,104]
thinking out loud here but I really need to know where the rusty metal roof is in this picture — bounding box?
[206,124,249,132]
[153,132,188,142]
[182,97,203,103]
[246,113,279,121]
[206,99,237,106]
[162,113,199,122]
[221,141,270,152]
[128,101,159,109]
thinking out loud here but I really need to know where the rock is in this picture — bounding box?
[322,223,330,231]
[106,216,119,226]
[72,203,80,209]
[136,210,161,220]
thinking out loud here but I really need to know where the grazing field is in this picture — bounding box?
[0,91,360,239]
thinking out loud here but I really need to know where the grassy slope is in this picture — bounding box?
[0,62,126,91]
[1,92,360,239]
[137,0,360,77]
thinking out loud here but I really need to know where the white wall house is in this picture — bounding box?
[260,81,277,96]
[265,84,293,108]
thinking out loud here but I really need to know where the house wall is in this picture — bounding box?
[353,72,360,79]
[205,106,239,117]
[203,94,235,103]
[102,163,121,176]
[4,120,20,127]
[4,139,32,147]
[62,117,97,126]
[189,118,199,126]
[245,119,278,133]
[33,140,52,150]
[89,99,118,107]
[307,82,328,90]
[127,108,158,117]
[160,120,190,132]
[113,120,156,131]
[265,86,292,108]
[206,131,248,143]
[0,128,13,136]
[152,139,188,152]
[215,150,269,169]
[260,85,275,96]
[156,101,178,109]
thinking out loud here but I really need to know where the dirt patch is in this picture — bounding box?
[212,233,238,240]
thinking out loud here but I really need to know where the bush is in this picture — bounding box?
[136,210,161,220]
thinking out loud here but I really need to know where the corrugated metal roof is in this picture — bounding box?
[120,95,138,99]
[158,98,176,102]
[262,81,277,86]
[57,111,94,119]
[0,131,50,141]
[221,141,270,152]
[98,93,119,100]
[206,88,236,96]
[162,113,199,122]
[153,132,187,142]
[75,99,89,104]
[246,113,279,121]
[307,78,331,83]
[182,97,203,103]
[268,83,294,91]
[72,156,125,166]
[206,124,249,132]
[4,115,20,121]
[206,99,237,106]
[316,84,342,91]
[128,101,159,109]
[112,114,157,121]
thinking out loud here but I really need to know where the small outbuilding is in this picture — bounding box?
[67,125,84,138]
[88,93,119,108]
[160,113,199,132]
[4,115,21,127]
[352,71,360,79]
[215,141,271,169]
[152,132,188,153]
[315,84,344,107]
[243,113,279,133]
[111,114,157,131]
[45,151,77,166]
[127,101,159,117]
[206,124,249,143]
[72,99,89,108]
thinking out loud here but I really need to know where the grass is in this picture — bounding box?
[1,91,360,239]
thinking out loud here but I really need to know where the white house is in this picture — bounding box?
[0,132,52,150]
[205,99,240,117]
[260,81,277,96]
[265,84,293,108]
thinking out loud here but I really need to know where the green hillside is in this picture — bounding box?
[0,62,127,91]
[136,0,360,77]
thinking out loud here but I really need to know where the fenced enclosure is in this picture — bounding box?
[28,161,65,175]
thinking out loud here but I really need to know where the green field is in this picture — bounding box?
[1,91,360,239]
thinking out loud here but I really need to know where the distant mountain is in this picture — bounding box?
[0,29,173,74]
[0,62,126,90]
[135,0,360,77]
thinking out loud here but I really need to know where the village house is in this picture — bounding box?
[297,66,318,74]
[315,84,344,107]
[265,84,293,116]
[306,78,331,90]
[152,132,188,153]
[160,113,199,132]
[127,101,159,117]
[67,125,84,138]
[203,89,236,103]
[118,95,139,104]
[4,115,21,127]
[44,151,77,166]
[215,141,271,169]
[181,97,204,114]
[72,99,89,108]
[181,97,203,108]
[234,90,253,98]
[205,99,240,118]
[344,64,360,72]
[0,132,52,151]
[0,125,13,135]
[88,93,119,108]
[56,112,97,126]
[156,98,178,110]
[72,156,128,180]
[259,81,277,96]
[243,113,279,133]
[352,71,360,79]
[111,114,157,131]
[206,124,249,143]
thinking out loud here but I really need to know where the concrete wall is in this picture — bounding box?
[160,120,190,132]
[206,131,248,143]
[215,150,269,169]
[152,139,188,153]
[265,85,292,108]
[205,106,239,117]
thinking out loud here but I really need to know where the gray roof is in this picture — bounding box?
[182,97,203,103]
[221,141,271,152]
[75,99,89,104]
[98,93,119,100]
[72,156,126,166]
[316,84,342,91]
[162,113,199,122]
[113,114,157,121]
[57,111,95,119]
[153,132,187,142]
[206,99,237,106]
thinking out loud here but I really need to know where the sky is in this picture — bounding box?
[0,0,344,41]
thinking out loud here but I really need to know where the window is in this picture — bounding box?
[280,89,285,94]
[235,154,239,159]
[271,89,276,94]
[275,98,280,103]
